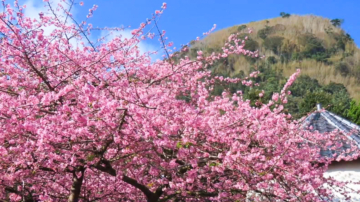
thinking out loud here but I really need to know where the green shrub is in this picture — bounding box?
[267,56,277,64]
[291,52,302,61]
[263,36,284,54]
[335,62,350,77]
[299,34,330,62]
[237,25,247,32]
[333,32,353,51]
[211,84,225,96]
[242,38,259,64]
[345,100,360,125]
[257,26,272,40]
[280,12,291,18]
[288,75,321,97]
[190,47,199,58]
[330,18,344,27]
[301,35,325,56]
[322,82,347,94]
[284,96,302,119]
[299,91,332,114]
[205,46,221,54]
[328,90,351,116]
[312,52,331,62]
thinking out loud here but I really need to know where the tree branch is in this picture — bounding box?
[92,158,116,176]
[122,175,163,202]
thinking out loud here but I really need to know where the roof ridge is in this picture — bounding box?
[325,111,360,131]
[319,111,360,147]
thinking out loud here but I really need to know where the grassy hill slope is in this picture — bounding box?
[190,15,360,100]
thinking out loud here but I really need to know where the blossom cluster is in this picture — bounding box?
[0,1,358,202]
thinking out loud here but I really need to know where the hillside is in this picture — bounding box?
[190,15,360,100]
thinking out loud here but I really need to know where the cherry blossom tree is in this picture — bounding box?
[0,1,358,201]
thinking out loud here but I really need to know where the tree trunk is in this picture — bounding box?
[147,196,160,202]
[68,169,85,202]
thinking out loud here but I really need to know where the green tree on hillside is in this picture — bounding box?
[331,18,344,27]
[346,100,360,125]
[327,90,351,116]
[280,12,291,18]
[288,75,321,97]
[299,91,332,115]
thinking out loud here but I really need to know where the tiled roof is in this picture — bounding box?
[302,105,360,158]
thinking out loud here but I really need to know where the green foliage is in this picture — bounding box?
[196,20,356,122]
[211,84,226,96]
[176,142,192,149]
[263,36,284,54]
[335,36,346,51]
[284,96,302,118]
[345,33,353,41]
[324,26,334,34]
[346,100,360,125]
[327,90,351,116]
[245,88,263,106]
[237,25,247,32]
[294,82,351,118]
[299,34,330,62]
[176,90,191,103]
[209,162,220,167]
[288,75,321,97]
[210,71,246,96]
[238,37,259,63]
[192,14,360,102]
[335,62,350,77]
[326,29,353,53]
[267,56,277,64]
[205,46,222,54]
[278,40,298,63]
[86,154,95,161]
[331,18,344,27]
[257,26,272,40]
[313,53,331,63]
[300,35,325,55]
[291,52,302,61]
[243,37,259,52]
[208,61,353,121]
[280,12,291,18]
[190,47,199,58]
[323,82,347,94]
[299,91,332,115]
[331,32,353,51]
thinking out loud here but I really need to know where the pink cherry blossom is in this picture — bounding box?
[0,1,358,202]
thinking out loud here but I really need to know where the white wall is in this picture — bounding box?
[324,159,360,201]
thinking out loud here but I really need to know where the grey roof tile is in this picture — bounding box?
[302,110,360,158]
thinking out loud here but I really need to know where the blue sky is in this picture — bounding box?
[20,0,360,51]
[75,0,359,47]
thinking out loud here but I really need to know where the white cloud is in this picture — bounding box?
[23,0,81,47]
[21,1,161,61]
[99,29,160,61]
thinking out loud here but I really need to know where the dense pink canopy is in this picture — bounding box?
[0,1,359,201]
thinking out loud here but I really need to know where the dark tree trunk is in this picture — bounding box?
[68,168,85,202]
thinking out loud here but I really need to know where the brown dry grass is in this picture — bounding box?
[194,15,360,100]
